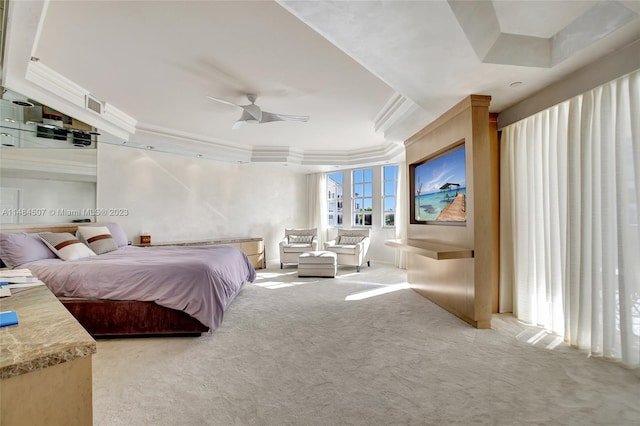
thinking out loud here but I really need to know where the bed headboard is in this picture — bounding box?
[1,223,87,234]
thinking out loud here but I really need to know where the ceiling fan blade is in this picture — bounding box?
[231,110,259,130]
[261,111,310,123]
[206,96,241,108]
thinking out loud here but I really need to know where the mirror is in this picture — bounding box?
[0,90,98,224]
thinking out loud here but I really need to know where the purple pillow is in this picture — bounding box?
[78,223,128,247]
[0,233,57,268]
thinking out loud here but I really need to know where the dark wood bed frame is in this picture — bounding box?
[3,223,209,337]
[60,298,208,337]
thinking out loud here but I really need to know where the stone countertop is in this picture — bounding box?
[0,286,96,379]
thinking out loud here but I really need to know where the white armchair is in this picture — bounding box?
[279,228,318,269]
[323,229,371,272]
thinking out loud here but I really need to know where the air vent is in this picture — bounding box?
[85,95,103,114]
[11,100,35,107]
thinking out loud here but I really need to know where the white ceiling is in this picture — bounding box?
[3,0,640,169]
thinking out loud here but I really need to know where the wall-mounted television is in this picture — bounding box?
[409,141,467,225]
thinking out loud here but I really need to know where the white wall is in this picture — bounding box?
[96,143,308,262]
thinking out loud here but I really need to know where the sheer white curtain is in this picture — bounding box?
[307,173,327,247]
[395,161,408,269]
[500,70,640,367]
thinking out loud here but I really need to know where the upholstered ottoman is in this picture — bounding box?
[298,251,337,278]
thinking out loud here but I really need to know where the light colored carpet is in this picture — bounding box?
[93,263,640,425]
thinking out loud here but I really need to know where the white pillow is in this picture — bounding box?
[339,236,364,245]
[77,226,118,255]
[289,235,313,244]
[39,232,96,261]
[103,223,129,247]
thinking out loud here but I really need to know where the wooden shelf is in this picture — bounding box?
[384,239,474,260]
[135,237,263,247]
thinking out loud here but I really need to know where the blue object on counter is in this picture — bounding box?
[0,310,19,327]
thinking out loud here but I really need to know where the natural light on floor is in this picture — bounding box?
[253,270,319,290]
[332,271,361,278]
[254,271,298,280]
[345,283,411,301]
[515,327,565,350]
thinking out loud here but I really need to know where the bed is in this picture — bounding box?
[0,223,256,337]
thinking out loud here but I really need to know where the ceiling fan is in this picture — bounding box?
[206,94,310,130]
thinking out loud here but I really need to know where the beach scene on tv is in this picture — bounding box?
[414,145,467,222]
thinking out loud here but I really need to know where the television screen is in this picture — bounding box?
[410,143,466,224]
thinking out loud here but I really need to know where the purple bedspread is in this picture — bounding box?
[24,245,256,331]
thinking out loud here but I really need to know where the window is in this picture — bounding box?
[353,168,372,226]
[325,165,398,228]
[327,172,343,226]
[383,165,398,226]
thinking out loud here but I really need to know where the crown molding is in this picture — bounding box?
[131,122,405,167]
[25,61,86,107]
[372,92,433,143]
[302,141,405,166]
[251,146,305,164]
[373,92,418,136]
[102,102,137,134]
[132,122,253,163]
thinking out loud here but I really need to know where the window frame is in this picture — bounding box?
[327,172,343,227]
[382,164,399,228]
[325,164,399,228]
[352,167,373,227]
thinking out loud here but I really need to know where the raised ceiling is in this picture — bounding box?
[3,0,640,169]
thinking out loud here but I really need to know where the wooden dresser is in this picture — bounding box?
[136,237,266,269]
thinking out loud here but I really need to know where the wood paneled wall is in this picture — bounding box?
[404,95,499,328]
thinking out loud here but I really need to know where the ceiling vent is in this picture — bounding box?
[85,95,103,114]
